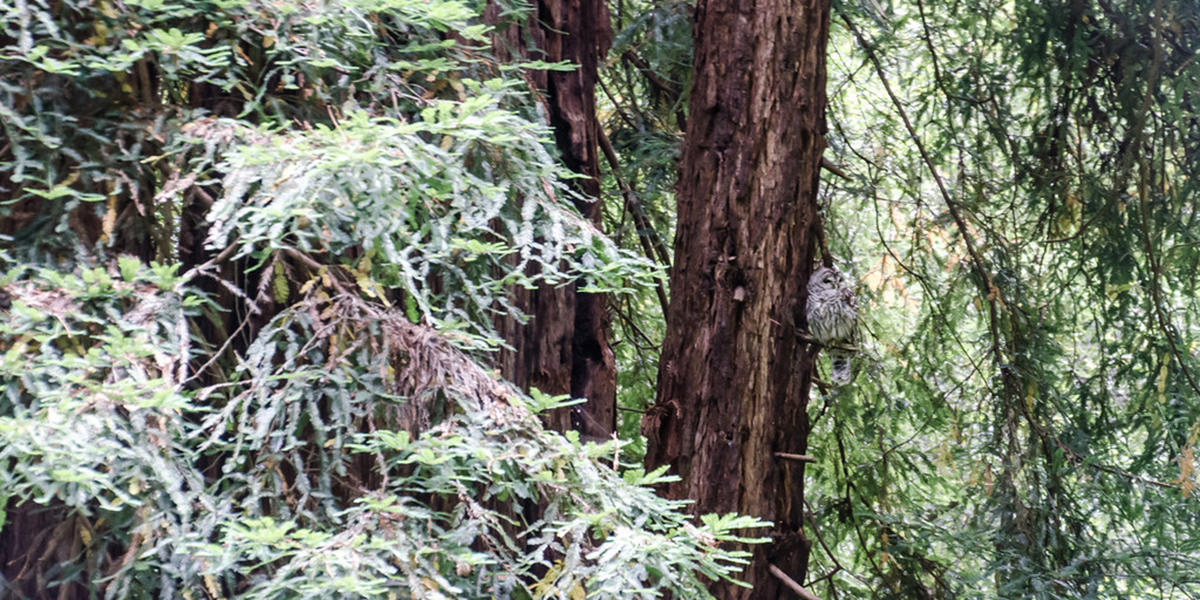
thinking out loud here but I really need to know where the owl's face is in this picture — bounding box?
[808,266,843,295]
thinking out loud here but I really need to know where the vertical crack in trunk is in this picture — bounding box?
[643,0,832,596]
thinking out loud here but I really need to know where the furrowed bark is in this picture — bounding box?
[643,0,831,595]
[491,1,617,439]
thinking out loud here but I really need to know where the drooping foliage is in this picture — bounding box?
[595,0,1200,598]
[595,0,693,460]
[0,0,763,598]
[799,0,1200,597]
[7,0,1200,597]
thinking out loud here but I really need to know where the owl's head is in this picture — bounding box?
[808,266,843,294]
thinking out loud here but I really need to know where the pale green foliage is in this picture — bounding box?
[0,259,211,594]
[207,102,651,348]
[0,0,759,597]
[802,1,1200,598]
[597,0,1200,597]
[0,261,762,597]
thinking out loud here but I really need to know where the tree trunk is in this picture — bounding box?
[642,0,831,596]
[491,0,617,439]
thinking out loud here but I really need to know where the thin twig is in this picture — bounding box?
[1131,2,1200,399]
[620,50,686,130]
[769,564,822,600]
[597,126,671,315]
[803,498,864,588]
[820,157,849,180]
[838,12,992,299]
[774,452,817,463]
[597,77,640,133]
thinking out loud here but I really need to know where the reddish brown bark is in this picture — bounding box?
[491,1,617,439]
[642,0,831,596]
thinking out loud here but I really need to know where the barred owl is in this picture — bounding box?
[806,265,858,385]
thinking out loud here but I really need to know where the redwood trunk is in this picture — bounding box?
[491,1,617,439]
[642,0,831,596]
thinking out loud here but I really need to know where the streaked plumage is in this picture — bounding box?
[806,265,858,385]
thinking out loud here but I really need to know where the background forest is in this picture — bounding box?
[2,0,1199,599]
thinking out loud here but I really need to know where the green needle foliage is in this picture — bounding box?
[593,0,1200,597]
[803,0,1200,598]
[0,259,762,598]
[8,0,1198,597]
[0,0,761,598]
